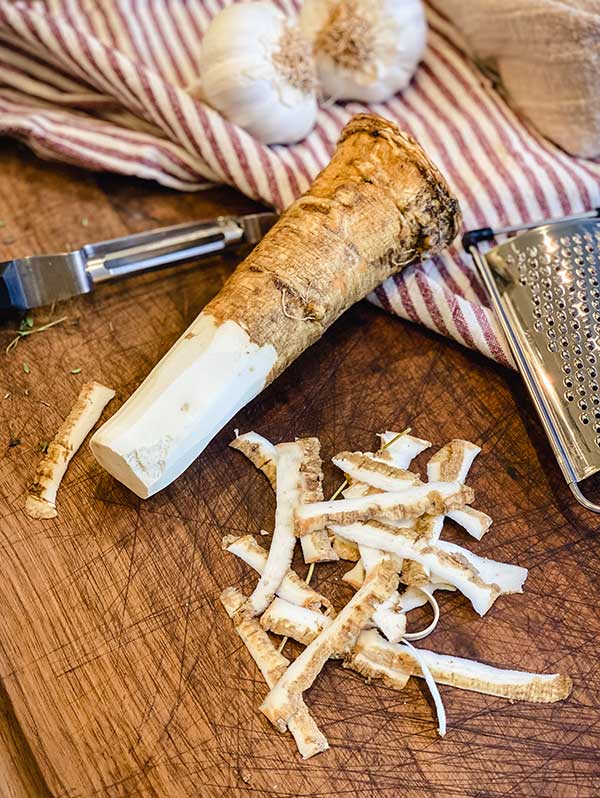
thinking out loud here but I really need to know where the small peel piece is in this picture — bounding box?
[360,545,406,643]
[261,597,332,645]
[296,482,474,536]
[427,439,480,483]
[433,540,527,595]
[332,451,419,492]
[403,638,447,736]
[221,587,289,684]
[231,433,336,562]
[26,381,115,519]
[297,438,338,564]
[348,629,572,703]
[342,559,365,590]
[221,587,329,758]
[230,431,277,489]
[402,514,444,587]
[223,535,332,613]
[399,584,456,612]
[371,592,406,643]
[331,534,360,561]
[447,507,492,541]
[377,432,432,469]
[260,561,399,731]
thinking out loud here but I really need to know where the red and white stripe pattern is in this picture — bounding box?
[1,0,599,366]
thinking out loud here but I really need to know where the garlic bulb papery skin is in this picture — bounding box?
[300,0,427,103]
[198,2,318,145]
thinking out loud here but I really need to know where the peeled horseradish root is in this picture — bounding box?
[90,114,461,498]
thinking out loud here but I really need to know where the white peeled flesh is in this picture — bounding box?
[200,2,317,144]
[447,507,492,540]
[90,315,277,498]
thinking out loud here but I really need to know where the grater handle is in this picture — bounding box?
[569,482,600,514]
[463,208,600,250]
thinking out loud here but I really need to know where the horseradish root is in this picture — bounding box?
[90,114,460,498]
[25,381,115,519]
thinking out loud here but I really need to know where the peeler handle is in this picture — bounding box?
[83,217,246,284]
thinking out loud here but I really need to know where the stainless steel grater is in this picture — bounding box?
[464,208,600,513]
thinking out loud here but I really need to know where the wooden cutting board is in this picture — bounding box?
[0,141,598,798]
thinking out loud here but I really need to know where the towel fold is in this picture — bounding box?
[439,0,600,159]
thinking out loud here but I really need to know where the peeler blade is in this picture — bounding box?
[0,251,91,312]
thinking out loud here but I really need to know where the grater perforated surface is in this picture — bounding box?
[486,219,600,484]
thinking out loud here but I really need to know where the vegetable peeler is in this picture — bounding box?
[0,212,277,312]
[464,208,600,513]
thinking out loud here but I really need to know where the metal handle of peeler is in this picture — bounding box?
[83,217,246,284]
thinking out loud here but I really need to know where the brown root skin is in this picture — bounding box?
[297,438,338,563]
[204,113,460,383]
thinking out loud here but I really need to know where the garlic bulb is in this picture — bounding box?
[198,2,318,145]
[300,0,427,103]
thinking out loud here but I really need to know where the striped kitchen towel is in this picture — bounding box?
[1,1,599,367]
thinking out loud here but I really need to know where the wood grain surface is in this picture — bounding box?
[0,139,598,798]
